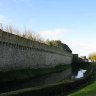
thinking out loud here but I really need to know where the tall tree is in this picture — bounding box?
[89,53,96,62]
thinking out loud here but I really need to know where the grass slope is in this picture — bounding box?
[0,64,71,83]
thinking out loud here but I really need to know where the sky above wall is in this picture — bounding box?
[0,0,96,57]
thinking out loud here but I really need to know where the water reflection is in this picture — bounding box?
[75,69,86,79]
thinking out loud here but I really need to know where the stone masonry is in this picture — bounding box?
[0,30,73,71]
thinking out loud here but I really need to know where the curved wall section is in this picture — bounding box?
[0,30,73,71]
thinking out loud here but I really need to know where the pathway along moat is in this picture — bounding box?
[0,69,71,93]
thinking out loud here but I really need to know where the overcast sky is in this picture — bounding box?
[0,0,96,57]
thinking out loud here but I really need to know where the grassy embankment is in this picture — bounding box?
[69,62,96,96]
[0,62,92,96]
[0,64,71,83]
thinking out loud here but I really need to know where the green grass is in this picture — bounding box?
[0,64,71,83]
[69,82,96,96]
[68,63,96,96]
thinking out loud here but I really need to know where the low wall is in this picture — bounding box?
[0,30,73,71]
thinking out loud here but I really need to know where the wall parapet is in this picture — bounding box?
[0,29,72,57]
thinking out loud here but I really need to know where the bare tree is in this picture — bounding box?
[0,23,3,30]
[0,24,45,43]
[22,29,44,43]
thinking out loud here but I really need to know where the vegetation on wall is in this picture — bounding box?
[0,24,72,53]
[0,23,44,43]
[46,40,72,53]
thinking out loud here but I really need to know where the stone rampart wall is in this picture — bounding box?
[0,30,73,71]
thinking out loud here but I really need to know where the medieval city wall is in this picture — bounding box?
[0,30,73,71]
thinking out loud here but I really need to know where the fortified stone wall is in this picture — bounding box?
[0,30,73,71]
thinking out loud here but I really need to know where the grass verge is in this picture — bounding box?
[0,62,93,96]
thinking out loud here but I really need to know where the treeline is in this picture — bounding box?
[0,24,72,53]
[89,53,96,62]
[46,40,72,53]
